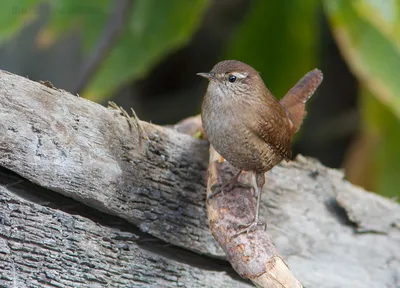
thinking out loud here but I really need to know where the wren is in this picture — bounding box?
[198,60,323,236]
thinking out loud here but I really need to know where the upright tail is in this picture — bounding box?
[280,69,323,133]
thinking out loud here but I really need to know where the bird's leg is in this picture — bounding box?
[233,172,266,237]
[208,169,243,201]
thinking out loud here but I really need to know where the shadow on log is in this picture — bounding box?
[0,70,399,287]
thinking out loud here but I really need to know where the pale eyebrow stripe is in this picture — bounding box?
[231,72,248,78]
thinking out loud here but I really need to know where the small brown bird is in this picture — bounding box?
[198,60,323,235]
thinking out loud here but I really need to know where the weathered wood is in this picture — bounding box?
[0,70,219,257]
[206,147,302,287]
[0,168,250,288]
[0,70,399,287]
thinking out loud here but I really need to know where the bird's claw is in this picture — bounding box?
[207,182,253,203]
[232,219,266,238]
[207,185,225,202]
[207,170,244,203]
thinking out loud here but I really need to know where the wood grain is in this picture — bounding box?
[0,70,399,287]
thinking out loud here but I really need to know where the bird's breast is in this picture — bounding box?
[201,92,282,172]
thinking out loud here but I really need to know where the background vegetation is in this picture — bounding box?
[1,0,399,199]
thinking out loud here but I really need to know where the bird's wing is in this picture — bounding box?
[249,103,292,160]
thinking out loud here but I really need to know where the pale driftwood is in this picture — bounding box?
[0,70,219,258]
[0,168,249,288]
[206,147,302,288]
[0,70,399,287]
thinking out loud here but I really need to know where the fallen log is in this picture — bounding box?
[0,70,399,287]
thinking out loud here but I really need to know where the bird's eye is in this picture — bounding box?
[228,75,237,83]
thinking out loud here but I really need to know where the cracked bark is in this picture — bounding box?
[0,168,248,288]
[0,70,399,287]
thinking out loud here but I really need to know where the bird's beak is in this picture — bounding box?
[197,72,215,81]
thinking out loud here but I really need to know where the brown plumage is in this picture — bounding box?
[198,60,323,236]
[280,68,324,133]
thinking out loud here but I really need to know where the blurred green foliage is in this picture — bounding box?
[324,0,400,118]
[0,0,399,198]
[85,0,209,101]
[45,0,110,50]
[323,0,400,198]
[226,0,319,98]
[2,0,209,100]
[0,0,38,43]
[361,90,400,198]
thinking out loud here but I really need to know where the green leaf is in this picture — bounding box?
[357,89,400,198]
[323,0,400,119]
[84,0,209,101]
[0,0,41,43]
[46,0,110,50]
[225,0,320,98]
[352,0,400,52]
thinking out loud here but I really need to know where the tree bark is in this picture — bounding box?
[206,147,302,288]
[0,70,399,287]
[0,168,249,288]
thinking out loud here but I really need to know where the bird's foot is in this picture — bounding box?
[232,218,266,238]
[207,184,225,201]
[207,170,247,202]
[208,181,253,202]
